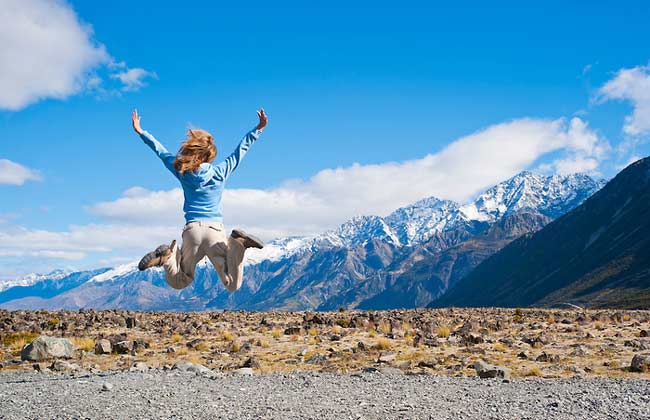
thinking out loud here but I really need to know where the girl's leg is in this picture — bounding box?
[204,223,246,292]
[163,223,205,289]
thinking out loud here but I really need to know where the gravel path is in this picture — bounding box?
[0,370,649,420]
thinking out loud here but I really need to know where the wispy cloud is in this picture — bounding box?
[0,159,41,185]
[0,0,154,111]
[597,64,650,137]
[110,67,157,92]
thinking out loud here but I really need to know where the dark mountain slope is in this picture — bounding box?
[432,157,650,309]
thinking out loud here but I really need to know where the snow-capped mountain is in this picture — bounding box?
[0,269,72,293]
[460,172,606,222]
[0,170,606,311]
[254,171,605,260]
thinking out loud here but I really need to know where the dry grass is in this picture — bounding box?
[375,337,391,350]
[194,341,210,352]
[221,330,234,341]
[307,327,318,336]
[436,326,451,338]
[2,332,39,347]
[524,366,542,377]
[493,343,507,352]
[378,320,392,335]
[171,334,183,343]
[271,329,282,339]
[70,337,95,352]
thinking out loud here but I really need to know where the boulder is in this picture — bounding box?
[172,361,216,377]
[94,339,111,355]
[50,360,80,372]
[631,354,650,372]
[242,356,260,369]
[125,317,139,329]
[473,360,511,380]
[378,352,397,363]
[113,341,133,355]
[129,362,149,372]
[21,336,75,361]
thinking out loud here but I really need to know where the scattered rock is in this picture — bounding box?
[125,317,139,329]
[235,367,254,375]
[172,362,216,377]
[305,353,328,365]
[32,363,46,372]
[50,360,80,372]
[186,339,202,349]
[473,360,511,380]
[113,341,133,355]
[101,382,114,392]
[242,356,260,369]
[21,336,75,361]
[630,354,650,372]
[94,339,111,355]
[129,362,149,372]
[378,352,396,363]
[284,326,302,335]
[536,352,560,363]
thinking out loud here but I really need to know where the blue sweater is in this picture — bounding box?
[139,128,261,223]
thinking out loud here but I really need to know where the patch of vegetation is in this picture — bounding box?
[2,332,39,347]
[436,326,451,338]
[70,337,95,352]
[375,337,391,350]
[336,319,351,328]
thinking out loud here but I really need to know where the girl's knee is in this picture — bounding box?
[165,274,193,290]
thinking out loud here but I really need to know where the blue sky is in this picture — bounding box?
[1,0,650,279]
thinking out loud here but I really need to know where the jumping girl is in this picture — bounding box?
[131,108,267,292]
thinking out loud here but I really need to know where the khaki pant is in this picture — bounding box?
[163,220,245,292]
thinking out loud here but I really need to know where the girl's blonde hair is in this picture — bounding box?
[174,129,216,174]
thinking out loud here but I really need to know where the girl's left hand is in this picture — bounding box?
[256,108,268,131]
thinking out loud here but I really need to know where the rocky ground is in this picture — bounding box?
[1,370,649,420]
[2,308,650,378]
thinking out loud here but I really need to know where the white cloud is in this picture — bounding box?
[111,67,157,92]
[598,64,650,136]
[0,224,178,261]
[0,0,154,111]
[0,159,41,185]
[89,117,609,239]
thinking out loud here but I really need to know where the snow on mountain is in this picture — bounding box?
[244,236,313,265]
[88,263,139,283]
[384,197,465,246]
[0,269,72,292]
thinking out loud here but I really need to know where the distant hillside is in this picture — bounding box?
[432,157,650,309]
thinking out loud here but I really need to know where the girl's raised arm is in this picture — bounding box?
[132,109,178,177]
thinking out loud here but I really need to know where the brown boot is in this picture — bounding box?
[231,229,264,249]
[138,240,176,271]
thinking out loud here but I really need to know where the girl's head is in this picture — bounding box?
[174,129,216,174]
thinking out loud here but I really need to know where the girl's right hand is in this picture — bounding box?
[132,109,144,134]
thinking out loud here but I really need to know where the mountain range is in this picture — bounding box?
[0,171,607,311]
